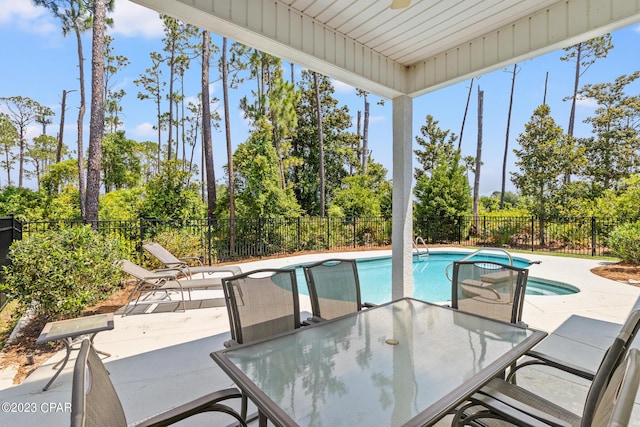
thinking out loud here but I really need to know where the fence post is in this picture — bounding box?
[353,217,357,248]
[531,216,535,252]
[591,216,597,257]
[297,217,301,252]
[207,217,212,265]
[326,217,330,250]
[138,218,145,262]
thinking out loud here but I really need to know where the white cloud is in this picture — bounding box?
[132,122,156,138]
[109,0,163,39]
[332,79,355,94]
[184,95,200,108]
[369,115,385,124]
[576,96,598,108]
[0,0,57,35]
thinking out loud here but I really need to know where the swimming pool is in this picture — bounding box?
[294,252,578,304]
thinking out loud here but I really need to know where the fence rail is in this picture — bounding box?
[6,215,633,265]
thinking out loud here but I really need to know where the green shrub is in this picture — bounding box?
[609,222,640,264]
[0,226,125,320]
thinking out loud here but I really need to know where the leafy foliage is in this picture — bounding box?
[609,222,640,264]
[413,115,472,236]
[139,160,205,219]
[511,105,579,229]
[101,131,142,191]
[232,117,302,218]
[99,187,143,220]
[1,226,125,319]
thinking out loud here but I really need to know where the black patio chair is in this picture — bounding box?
[221,268,302,420]
[70,339,246,427]
[453,346,640,427]
[303,258,375,322]
[451,260,529,325]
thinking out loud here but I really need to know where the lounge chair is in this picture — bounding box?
[143,242,241,279]
[302,258,374,322]
[118,259,224,313]
[71,339,247,427]
[221,268,302,420]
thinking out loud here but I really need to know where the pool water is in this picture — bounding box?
[295,252,578,304]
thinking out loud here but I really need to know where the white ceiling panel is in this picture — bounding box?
[132,0,640,98]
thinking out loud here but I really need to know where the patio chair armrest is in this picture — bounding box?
[459,391,571,427]
[223,339,240,348]
[152,268,182,276]
[135,387,246,427]
[363,302,376,308]
[303,316,325,325]
[144,271,179,280]
[507,350,596,383]
[179,256,203,265]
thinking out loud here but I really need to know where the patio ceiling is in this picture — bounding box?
[131,0,640,99]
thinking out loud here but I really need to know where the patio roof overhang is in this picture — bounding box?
[130,0,640,298]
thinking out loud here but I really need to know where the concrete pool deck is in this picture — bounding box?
[1,248,639,426]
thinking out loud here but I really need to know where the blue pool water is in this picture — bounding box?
[294,252,578,304]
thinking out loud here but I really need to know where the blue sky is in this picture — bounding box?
[1,0,639,196]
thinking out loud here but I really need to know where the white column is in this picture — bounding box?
[391,95,413,300]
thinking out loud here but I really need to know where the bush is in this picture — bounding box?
[609,222,640,264]
[1,226,125,320]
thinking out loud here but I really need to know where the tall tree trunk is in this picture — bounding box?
[18,126,25,188]
[362,95,369,174]
[56,89,70,165]
[202,31,217,218]
[543,71,549,105]
[355,110,361,175]
[85,0,106,226]
[473,87,484,233]
[155,80,162,172]
[564,43,582,184]
[501,65,517,209]
[222,37,235,256]
[313,72,325,216]
[459,78,474,151]
[167,42,176,161]
[74,23,86,219]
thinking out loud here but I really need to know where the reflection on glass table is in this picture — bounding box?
[211,298,546,427]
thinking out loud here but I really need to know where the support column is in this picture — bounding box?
[391,95,413,300]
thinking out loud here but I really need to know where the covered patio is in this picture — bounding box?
[131,0,640,300]
[1,250,640,425]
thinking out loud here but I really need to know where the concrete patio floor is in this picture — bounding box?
[1,249,640,426]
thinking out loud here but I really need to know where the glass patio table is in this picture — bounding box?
[211,298,546,427]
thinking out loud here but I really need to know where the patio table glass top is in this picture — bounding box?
[212,298,546,427]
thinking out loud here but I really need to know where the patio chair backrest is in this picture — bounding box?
[589,348,640,427]
[303,259,362,320]
[222,269,300,345]
[71,339,127,427]
[581,309,640,426]
[118,259,166,282]
[451,260,529,324]
[143,242,184,267]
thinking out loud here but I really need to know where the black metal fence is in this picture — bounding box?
[414,215,630,257]
[0,215,21,309]
[4,215,634,268]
